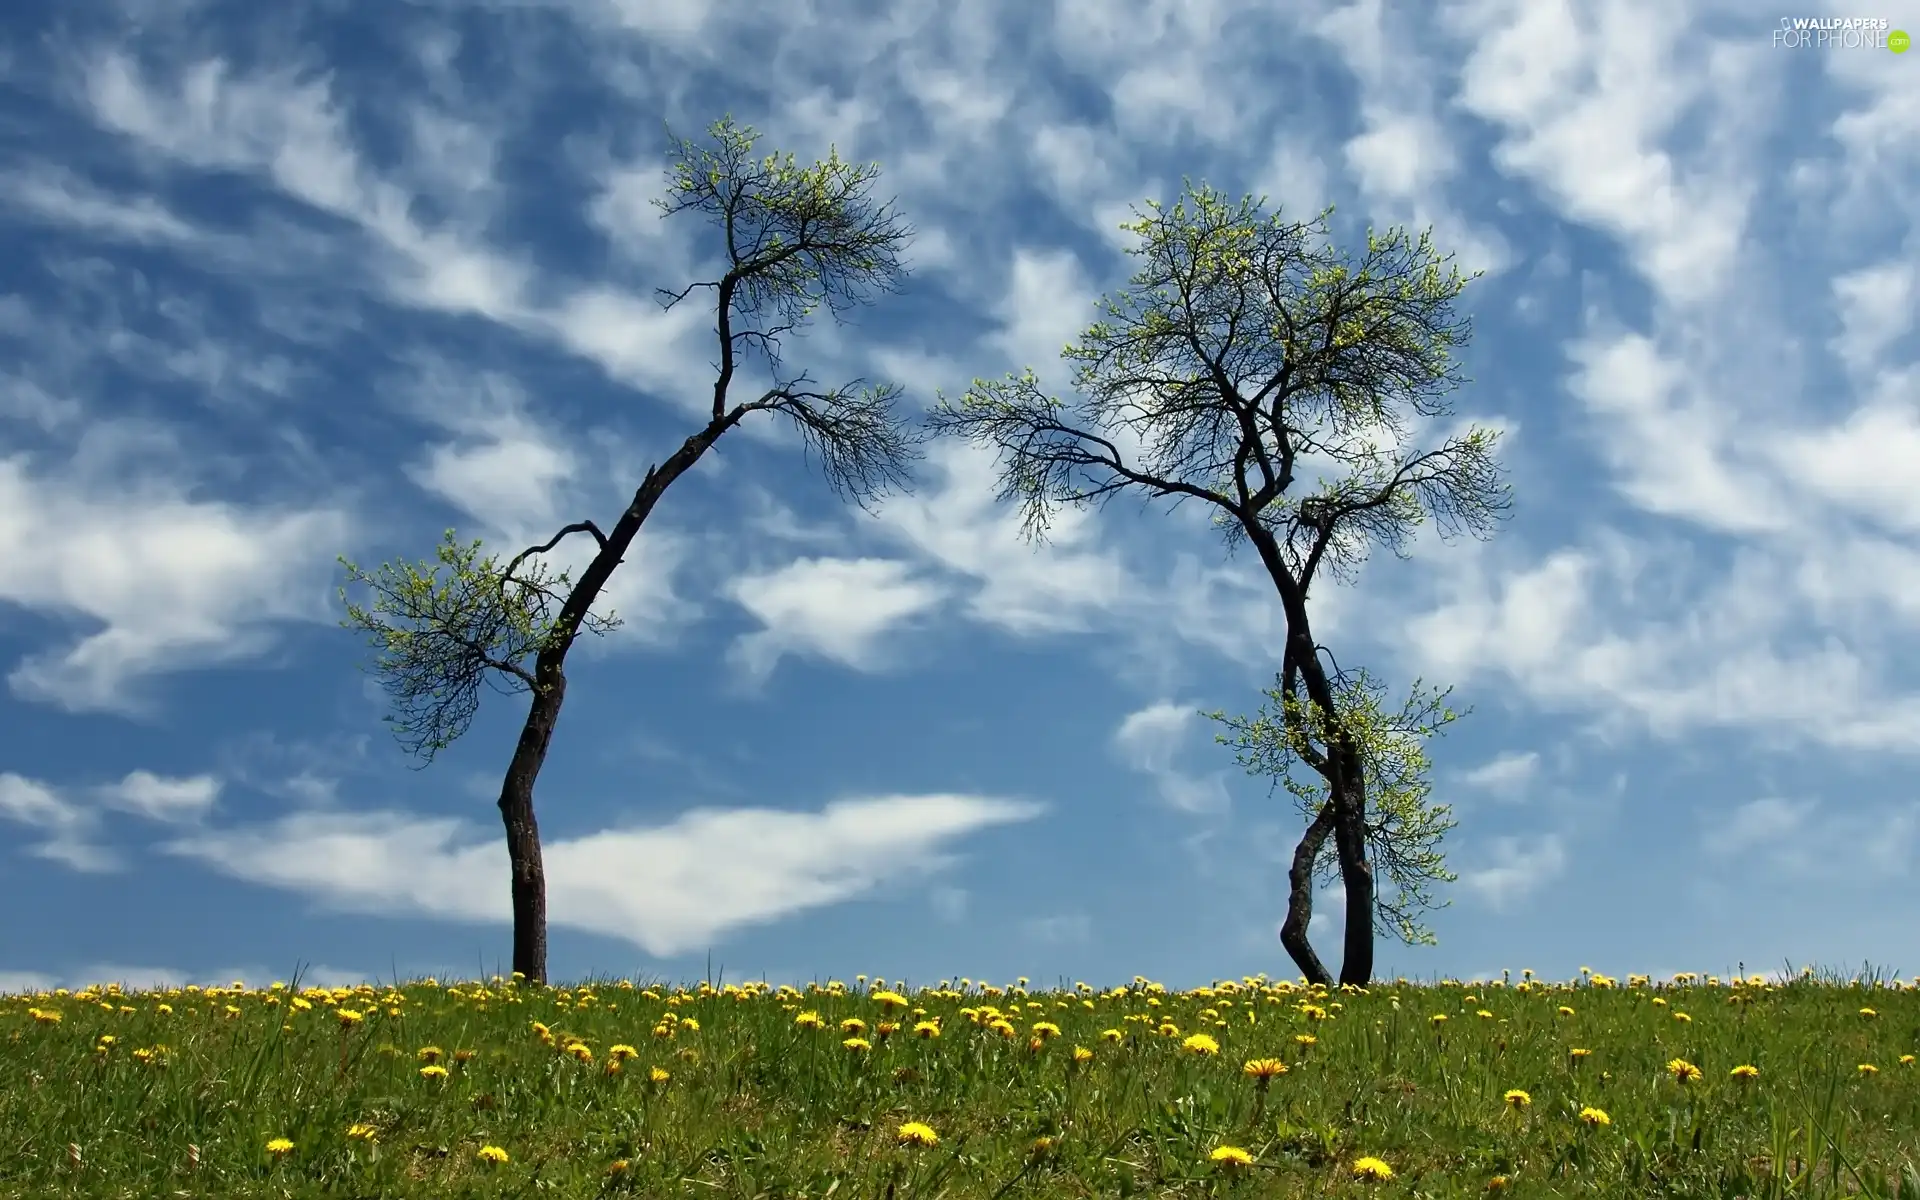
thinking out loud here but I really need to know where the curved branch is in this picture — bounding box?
[503,522,610,581]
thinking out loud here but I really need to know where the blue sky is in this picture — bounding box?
[2,0,1917,995]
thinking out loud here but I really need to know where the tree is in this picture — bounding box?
[337,117,922,984]
[1205,664,1464,980]
[926,182,1510,986]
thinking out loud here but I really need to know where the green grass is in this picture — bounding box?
[4,964,1919,1198]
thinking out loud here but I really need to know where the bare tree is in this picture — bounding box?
[927,182,1510,985]
[338,117,921,984]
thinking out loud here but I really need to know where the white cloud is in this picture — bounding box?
[1459,833,1567,911]
[986,247,1098,377]
[405,404,576,541]
[1703,795,1920,881]
[0,446,351,712]
[876,440,1130,636]
[1400,538,1920,752]
[79,53,716,401]
[1562,330,1792,535]
[0,770,224,871]
[0,963,369,995]
[1765,403,1920,537]
[1459,751,1540,797]
[0,773,113,872]
[96,771,220,823]
[1448,0,1759,307]
[1829,261,1915,375]
[725,557,945,680]
[1112,701,1231,816]
[162,794,1046,956]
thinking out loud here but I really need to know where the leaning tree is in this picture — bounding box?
[338,117,922,984]
[928,183,1510,985]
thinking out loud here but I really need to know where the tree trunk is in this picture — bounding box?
[500,666,561,982]
[492,411,744,985]
[1330,754,1376,986]
[1242,522,1378,988]
[1279,802,1336,986]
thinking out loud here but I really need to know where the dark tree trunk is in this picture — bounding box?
[1278,801,1336,986]
[1243,522,1378,988]
[500,668,560,981]
[495,411,744,985]
[1330,753,1376,987]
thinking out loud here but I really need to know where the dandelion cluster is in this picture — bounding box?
[0,967,1913,1195]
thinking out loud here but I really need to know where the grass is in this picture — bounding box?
[3,963,1918,1198]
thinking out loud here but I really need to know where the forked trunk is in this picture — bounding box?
[1278,802,1336,986]
[1242,523,1379,990]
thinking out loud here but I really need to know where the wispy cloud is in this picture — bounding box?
[163,794,1046,957]
[1111,701,1231,817]
[725,557,945,681]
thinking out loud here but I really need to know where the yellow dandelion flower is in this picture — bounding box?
[1352,1155,1394,1181]
[840,1017,867,1035]
[794,1010,825,1030]
[1430,1013,1448,1026]
[843,1036,872,1053]
[1900,1054,1916,1067]
[1730,1064,1759,1081]
[1667,1058,1702,1084]
[417,1046,444,1063]
[336,1009,364,1028]
[477,1144,509,1165]
[419,1064,449,1080]
[1578,1106,1611,1127]
[347,1123,377,1141]
[897,1121,939,1148]
[1182,1033,1221,1056]
[1858,1063,1878,1076]
[1209,1145,1254,1167]
[913,1020,941,1038]
[1072,1045,1093,1063]
[1503,1088,1532,1110]
[608,1159,630,1175]
[1558,1006,1575,1017]
[1860,1007,1878,1019]
[648,1066,671,1084]
[1569,1047,1591,1061]
[1032,1021,1062,1039]
[1488,1175,1511,1191]
[1101,1028,1124,1042]
[1477,1009,1494,1019]
[1243,1057,1288,1083]
[265,1137,294,1157]
[873,990,909,1010]
[1673,1012,1692,1023]
[1294,1033,1317,1047]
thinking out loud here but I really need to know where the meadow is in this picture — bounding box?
[3,965,1917,1198]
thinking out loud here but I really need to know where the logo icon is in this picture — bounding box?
[1890,29,1911,53]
